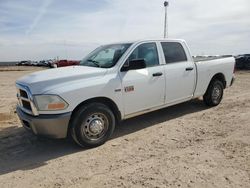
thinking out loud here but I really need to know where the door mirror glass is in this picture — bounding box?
[121,59,146,71]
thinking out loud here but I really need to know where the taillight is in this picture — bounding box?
[233,58,236,73]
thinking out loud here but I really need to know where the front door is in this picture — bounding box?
[119,42,165,115]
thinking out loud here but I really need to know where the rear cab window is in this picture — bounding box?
[161,42,187,64]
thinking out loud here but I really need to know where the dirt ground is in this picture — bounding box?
[0,67,249,188]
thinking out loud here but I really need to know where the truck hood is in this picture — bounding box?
[16,66,108,94]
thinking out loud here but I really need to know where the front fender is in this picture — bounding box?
[38,72,124,118]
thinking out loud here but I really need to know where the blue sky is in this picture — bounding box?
[0,0,250,61]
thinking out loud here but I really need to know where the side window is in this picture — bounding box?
[128,43,159,67]
[161,42,187,63]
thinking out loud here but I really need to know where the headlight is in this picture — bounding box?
[34,95,68,111]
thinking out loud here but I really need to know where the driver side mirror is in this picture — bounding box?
[121,59,146,72]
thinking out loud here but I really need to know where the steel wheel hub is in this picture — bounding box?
[81,113,108,140]
[212,85,221,101]
[89,119,104,135]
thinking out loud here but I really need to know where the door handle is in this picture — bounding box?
[152,72,163,77]
[186,67,194,71]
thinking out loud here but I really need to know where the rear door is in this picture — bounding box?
[120,42,165,115]
[160,42,196,104]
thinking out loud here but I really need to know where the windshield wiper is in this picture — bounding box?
[87,59,101,67]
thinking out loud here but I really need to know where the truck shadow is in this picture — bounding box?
[113,99,206,138]
[0,99,207,175]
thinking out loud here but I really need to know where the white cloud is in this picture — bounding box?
[0,0,249,61]
[25,0,53,35]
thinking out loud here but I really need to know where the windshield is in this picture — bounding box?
[80,43,132,68]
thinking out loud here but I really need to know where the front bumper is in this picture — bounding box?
[16,106,71,139]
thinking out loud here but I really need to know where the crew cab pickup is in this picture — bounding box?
[16,39,235,147]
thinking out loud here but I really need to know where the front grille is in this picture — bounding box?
[16,84,38,116]
[20,89,28,98]
[22,100,32,111]
[18,89,32,111]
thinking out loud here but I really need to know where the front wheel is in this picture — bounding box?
[203,80,224,106]
[70,103,115,148]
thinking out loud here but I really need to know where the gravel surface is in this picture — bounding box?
[0,68,249,188]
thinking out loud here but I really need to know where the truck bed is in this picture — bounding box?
[193,56,235,98]
[193,55,233,62]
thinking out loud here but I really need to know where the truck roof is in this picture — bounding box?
[105,38,186,45]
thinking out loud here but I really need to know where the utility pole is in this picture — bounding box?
[164,1,169,38]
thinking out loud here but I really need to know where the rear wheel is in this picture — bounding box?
[70,103,115,148]
[203,80,224,106]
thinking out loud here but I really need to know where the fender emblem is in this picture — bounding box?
[125,86,134,92]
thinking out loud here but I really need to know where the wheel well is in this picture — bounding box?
[210,73,226,88]
[70,97,121,124]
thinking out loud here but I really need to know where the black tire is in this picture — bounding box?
[203,80,224,106]
[70,103,115,148]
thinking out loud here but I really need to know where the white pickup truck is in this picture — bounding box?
[16,39,235,147]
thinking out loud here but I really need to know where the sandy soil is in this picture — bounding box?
[0,67,249,188]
